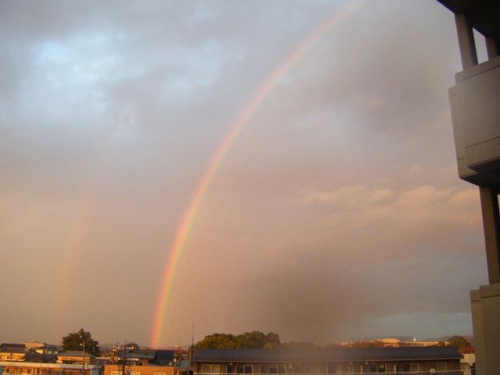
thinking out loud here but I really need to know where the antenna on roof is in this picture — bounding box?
[189,322,195,360]
[192,322,195,347]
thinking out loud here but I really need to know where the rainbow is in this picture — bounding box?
[151,0,364,348]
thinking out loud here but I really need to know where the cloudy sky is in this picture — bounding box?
[1,0,489,347]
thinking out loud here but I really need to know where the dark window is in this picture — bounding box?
[396,363,411,372]
[362,364,377,373]
[294,365,310,374]
[327,365,337,374]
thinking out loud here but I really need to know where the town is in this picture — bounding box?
[0,330,475,375]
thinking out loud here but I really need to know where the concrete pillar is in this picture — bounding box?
[470,284,500,375]
[485,36,499,60]
[452,11,500,375]
[454,13,478,69]
[479,187,500,284]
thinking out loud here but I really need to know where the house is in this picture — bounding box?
[0,361,101,375]
[103,364,176,375]
[191,347,463,374]
[102,349,180,375]
[0,347,27,362]
[0,344,100,375]
[111,349,176,366]
[57,350,97,366]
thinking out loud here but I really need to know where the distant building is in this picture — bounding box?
[0,346,27,362]
[0,361,100,375]
[376,338,447,348]
[57,350,97,366]
[340,337,448,348]
[110,349,176,366]
[101,348,186,375]
[0,343,100,375]
[191,347,463,374]
[0,343,56,363]
[103,364,176,375]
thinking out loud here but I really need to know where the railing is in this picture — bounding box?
[194,371,463,375]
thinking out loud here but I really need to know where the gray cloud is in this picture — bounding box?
[0,0,487,347]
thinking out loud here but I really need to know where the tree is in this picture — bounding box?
[195,333,239,349]
[448,335,470,351]
[62,328,101,356]
[195,331,281,350]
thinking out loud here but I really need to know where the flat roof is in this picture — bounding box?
[193,347,462,363]
[437,0,500,38]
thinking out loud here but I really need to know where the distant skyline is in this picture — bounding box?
[1,0,488,347]
[2,332,472,349]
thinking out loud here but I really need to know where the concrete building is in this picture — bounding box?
[0,343,56,364]
[103,365,175,375]
[57,351,96,366]
[0,361,101,375]
[436,1,500,375]
[192,347,463,375]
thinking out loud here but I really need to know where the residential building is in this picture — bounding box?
[57,351,96,366]
[103,364,175,375]
[341,338,448,348]
[110,349,176,366]
[0,361,101,375]
[0,343,55,363]
[192,347,463,374]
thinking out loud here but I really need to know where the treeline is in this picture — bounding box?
[195,331,282,349]
[194,331,473,352]
[195,331,341,350]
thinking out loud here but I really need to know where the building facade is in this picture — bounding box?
[192,347,462,375]
[0,361,101,375]
[103,365,175,375]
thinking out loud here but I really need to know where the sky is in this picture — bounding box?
[0,0,490,348]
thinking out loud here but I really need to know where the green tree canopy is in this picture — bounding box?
[195,331,281,349]
[61,328,101,356]
[448,335,470,350]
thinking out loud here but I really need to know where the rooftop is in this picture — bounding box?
[193,347,463,363]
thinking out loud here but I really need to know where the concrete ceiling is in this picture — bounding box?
[437,0,500,38]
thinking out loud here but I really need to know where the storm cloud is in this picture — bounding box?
[0,0,487,346]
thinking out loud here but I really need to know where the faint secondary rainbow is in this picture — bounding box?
[53,121,126,331]
[151,0,364,348]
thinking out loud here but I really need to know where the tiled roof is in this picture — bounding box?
[154,350,175,362]
[121,350,155,360]
[57,351,87,357]
[193,347,462,363]
[0,348,27,354]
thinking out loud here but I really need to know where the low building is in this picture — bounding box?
[0,348,27,362]
[0,361,101,375]
[57,351,96,366]
[103,364,175,375]
[192,347,463,374]
[378,338,447,348]
[0,344,55,364]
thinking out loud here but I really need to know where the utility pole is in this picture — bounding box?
[121,342,127,375]
[81,333,86,375]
